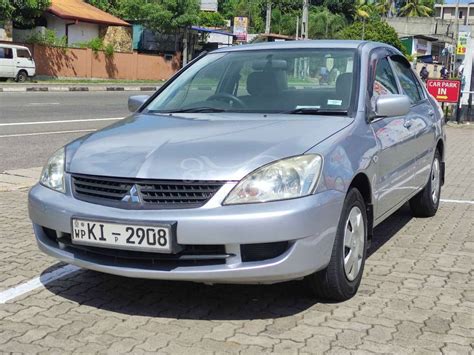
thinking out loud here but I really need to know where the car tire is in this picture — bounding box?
[16,70,28,83]
[306,188,368,302]
[409,150,441,218]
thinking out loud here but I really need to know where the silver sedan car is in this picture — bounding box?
[29,41,445,301]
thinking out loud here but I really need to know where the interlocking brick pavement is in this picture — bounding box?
[0,126,472,354]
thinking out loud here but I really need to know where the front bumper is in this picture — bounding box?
[29,182,344,284]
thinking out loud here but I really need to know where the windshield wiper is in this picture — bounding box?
[283,108,348,115]
[149,107,227,114]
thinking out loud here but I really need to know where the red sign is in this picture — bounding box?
[426,79,461,103]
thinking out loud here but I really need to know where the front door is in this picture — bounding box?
[369,56,418,219]
[14,48,35,73]
[390,55,436,190]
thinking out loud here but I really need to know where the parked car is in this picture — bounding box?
[29,40,445,301]
[0,44,35,82]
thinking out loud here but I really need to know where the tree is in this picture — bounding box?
[398,0,432,17]
[0,0,51,28]
[199,11,226,27]
[375,0,396,17]
[337,19,406,54]
[308,7,346,39]
[323,0,357,21]
[86,0,200,33]
[0,0,14,21]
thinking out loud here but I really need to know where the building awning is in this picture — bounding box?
[190,26,236,37]
[48,0,129,26]
[413,35,439,42]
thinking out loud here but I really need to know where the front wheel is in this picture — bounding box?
[306,188,368,302]
[409,150,441,217]
[16,70,28,83]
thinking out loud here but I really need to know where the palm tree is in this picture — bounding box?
[354,1,372,40]
[355,0,372,20]
[398,0,432,17]
[376,0,396,17]
[309,7,346,39]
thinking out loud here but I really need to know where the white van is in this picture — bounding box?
[0,44,36,82]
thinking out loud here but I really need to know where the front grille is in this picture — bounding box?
[72,174,225,209]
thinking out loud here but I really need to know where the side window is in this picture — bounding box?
[0,48,13,59]
[372,57,399,99]
[391,57,423,104]
[17,49,31,59]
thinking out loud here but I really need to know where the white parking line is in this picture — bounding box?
[28,103,61,106]
[0,129,96,138]
[0,117,123,127]
[0,265,80,304]
[440,198,474,205]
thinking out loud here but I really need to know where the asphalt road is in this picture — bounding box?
[0,91,146,172]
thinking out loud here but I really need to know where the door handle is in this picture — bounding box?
[403,120,412,129]
[428,110,435,117]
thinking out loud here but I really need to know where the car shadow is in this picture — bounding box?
[41,205,413,319]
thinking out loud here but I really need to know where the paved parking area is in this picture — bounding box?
[0,126,473,354]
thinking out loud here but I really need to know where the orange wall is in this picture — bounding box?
[27,44,180,80]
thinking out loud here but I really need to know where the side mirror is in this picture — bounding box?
[128,95,150,112]
[374,94,410,118]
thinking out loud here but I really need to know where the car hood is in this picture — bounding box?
[67,113,352,181]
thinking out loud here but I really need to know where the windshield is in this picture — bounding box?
[144,48,356,114]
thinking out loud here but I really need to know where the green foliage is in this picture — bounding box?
[337,19,406,54]
[0,0,14,21]
[104,43,115,57]
[25,28,67,47]
[398,0,432,17]
[308,7,346,39]
[270,8,298,35]
[85,0,200,33]
[324,0,356,21]
[198,11,226,27]
[0,0,51,28]
[73,37,115,57]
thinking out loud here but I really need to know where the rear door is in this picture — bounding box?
[390,56,435,190]
[0,47,15,78]
[369,54,418,218]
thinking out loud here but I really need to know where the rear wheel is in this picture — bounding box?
[306,188,367,302]
[409,150,441,217]
[16,70,28,83]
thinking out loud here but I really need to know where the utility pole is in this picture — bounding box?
[302,0,309,40]
[295,16,299,40]
[265,1,272,34]
[453,0,460,77]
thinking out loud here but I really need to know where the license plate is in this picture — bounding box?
[71,218,172,253]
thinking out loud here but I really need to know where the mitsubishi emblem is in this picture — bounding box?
[122,184,141,203]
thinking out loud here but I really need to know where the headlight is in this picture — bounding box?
[40,147,65,193]
[223,154,323,205]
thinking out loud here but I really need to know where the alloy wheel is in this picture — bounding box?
[343,206,365,281]
[431,157,441,204]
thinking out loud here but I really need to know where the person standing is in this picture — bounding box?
[440,66,449,79]
[420,66,429,82]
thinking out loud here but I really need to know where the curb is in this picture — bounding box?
[0,86,160,93]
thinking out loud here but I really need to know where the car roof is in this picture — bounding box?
[213,40,397,53]
[0,44,30,50]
